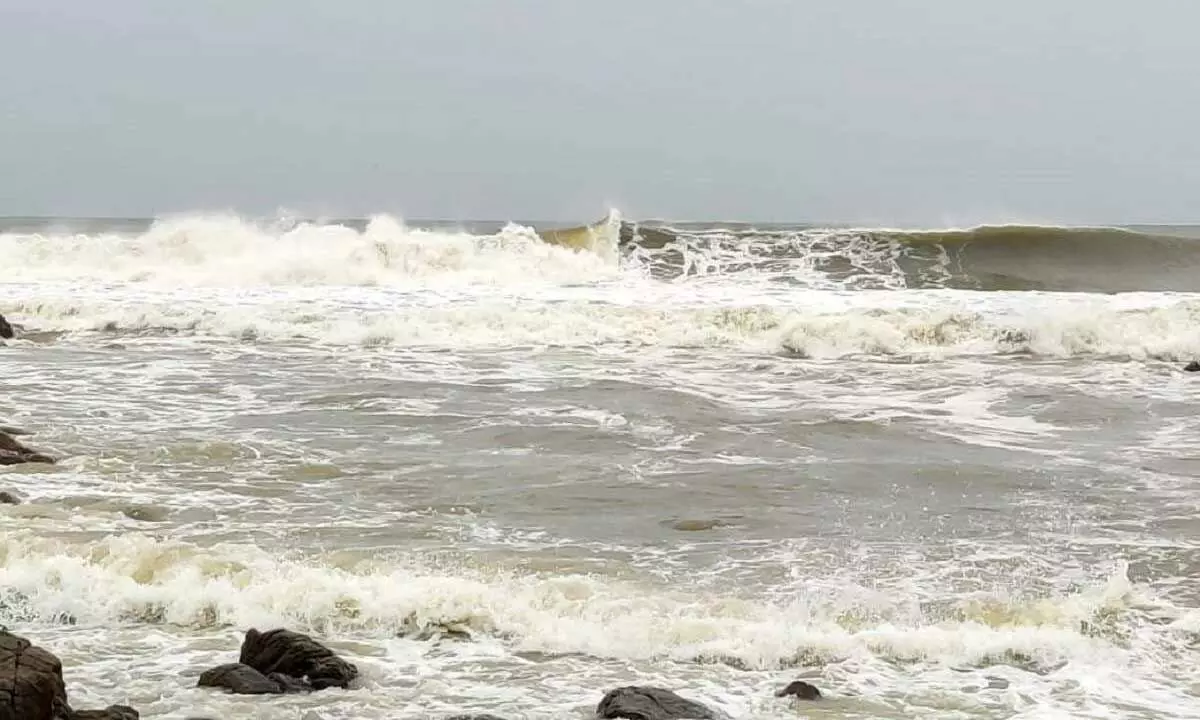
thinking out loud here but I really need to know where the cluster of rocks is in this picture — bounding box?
[3,628,821,720]
[197,628,358,695]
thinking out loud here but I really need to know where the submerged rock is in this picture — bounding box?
[0,490,20,505]
[1185,361,1200,372]
[0,314,12,340]
[72,707,139,720]
[596,686,726,720]
[0,630,139,720]
[775,680,821,700]
[0,430,56,466]
[197,663,292,695]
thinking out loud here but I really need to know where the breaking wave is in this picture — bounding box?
[0,213,621,288]
[9,290,1200,361]
[6,212,1200,361]
[0,529,1172,674]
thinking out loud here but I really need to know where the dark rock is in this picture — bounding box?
[0,630,71,720]
[0,491,20,505]
[238,628,357,690]
[445,716,509,720]
[0,431,56,466]
[596,686,726,720]
[266,672,312,693]
[197,663,284,695]
[72,706,139,720]
[0,315,12,340]
[1185,361,1200,372]
[775,680,821,700]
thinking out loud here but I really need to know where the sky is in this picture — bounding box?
[0,0,1197,224]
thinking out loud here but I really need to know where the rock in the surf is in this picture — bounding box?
[0,314,13,340]
[444,715,510,720]
[596,686,727,720]
[0,630,139,720]
[237,628,358,690]
[197,663,293,695]
[72,707,140,720]
[0,490,20,504]
[0,430,56,466]
[1185,361,1200,372]
[775,679,821,700]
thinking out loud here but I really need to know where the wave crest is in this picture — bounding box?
[1,213,619,287]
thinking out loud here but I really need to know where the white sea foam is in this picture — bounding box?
[0,530,1169,667]
[8,285,1200,361]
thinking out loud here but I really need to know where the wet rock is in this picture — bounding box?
[72,706,139,720]
[445,716,509,720]
[268,671,312,693]
[0,630,71,720]
[0,315,12,340]
[0,631,134,720]
[0,491,20,505]
[1186,361,1200,372]
[596,686,726,720]
[238,628,357,690]
[775,680,821,700]
[0,430,56,466]
[197,663,287,695]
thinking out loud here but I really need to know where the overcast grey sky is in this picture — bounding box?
[1,1,1196,223]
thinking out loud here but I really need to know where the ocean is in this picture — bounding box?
[3,211,1200,719]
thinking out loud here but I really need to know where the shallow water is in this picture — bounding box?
[3,215,1200,718]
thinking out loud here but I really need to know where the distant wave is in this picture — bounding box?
[618,221,1200,293]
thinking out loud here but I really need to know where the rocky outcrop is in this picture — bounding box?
[596,686,726,720]
[197,628,357,696]
[0,631,70,720]
[0,430,55,466]
[1185,361,1200,372]
[0,631,139,720]
[0,491,20,505]
[775,680,821,700]
[0,314,12,340]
